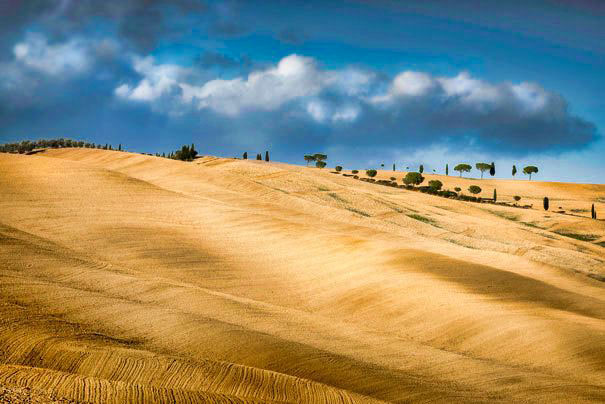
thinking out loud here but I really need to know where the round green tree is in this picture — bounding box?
[454,163,472,177]
[468,185,482,195]
[475,162,491,179]
[523,165,538,180]
[429,180,443,191]
[403,172,425,186]
[304,154,316,166]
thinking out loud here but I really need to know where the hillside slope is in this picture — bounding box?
[0,148,604,403]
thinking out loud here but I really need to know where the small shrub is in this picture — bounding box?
[514,195,521,202]
[468,185,481,195]
[316,161,327,168]
[351,170,359,174]
[454,187,461,192]
[335,165,342,172]
[366,169,377,178]
[428,180,443,191]
[390,176,396,181]
[543,197,549,211]
[353,175,359,179]
[403,172,424,186]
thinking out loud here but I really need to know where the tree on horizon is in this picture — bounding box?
[476,162,491,179]
[523,165,538,180]
[454,163,472,177]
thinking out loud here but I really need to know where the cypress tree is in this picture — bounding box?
[592,204,596,219]
[512,165,517,176]
[243,152,248,159]
[446,164,449,176]
[543,197,549,211]
[118,144,122,151]
[257,153,261,160]
[265,151,269,162]
[393,163,395,171]
[419,164,424,173]
[490,162,495,176]
[493,189,497,202]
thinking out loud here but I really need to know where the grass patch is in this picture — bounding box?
[346,207,371,217]
[327,192,348,203]
[253,181,289,194]
[318,186,330,191]
[445,238,477,249]
[553,230,599,242]
[571,208,589,213]
[406,213,435,224]
[486,209,519,221]
[540,233,558,240]
[521,222,541,229]
[593,241,605,248]
[587,273,605,282]
[371,197,404,213]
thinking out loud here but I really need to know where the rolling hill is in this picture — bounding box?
[0,148,604,403]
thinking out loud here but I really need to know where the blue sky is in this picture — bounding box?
[1,0,604,182]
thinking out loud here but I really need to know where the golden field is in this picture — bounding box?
[0,148,604,403]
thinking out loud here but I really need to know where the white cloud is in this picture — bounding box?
[332,105,360,123]
[116,54,371,120]
[194,54,325,115]
[371,69,558,117]
[13,33,91,75]
[113,52,592,149]
[511,82,548,112]
[437,72,501,106]
[306,100,328,122]
[328,68,375,96]
[114,56,186,102]
[392,71,435,96]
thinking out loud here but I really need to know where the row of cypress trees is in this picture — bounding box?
[242,151,270,161]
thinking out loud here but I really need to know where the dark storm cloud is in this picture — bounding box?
[114,53,598,157]
[0,0,207,52]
